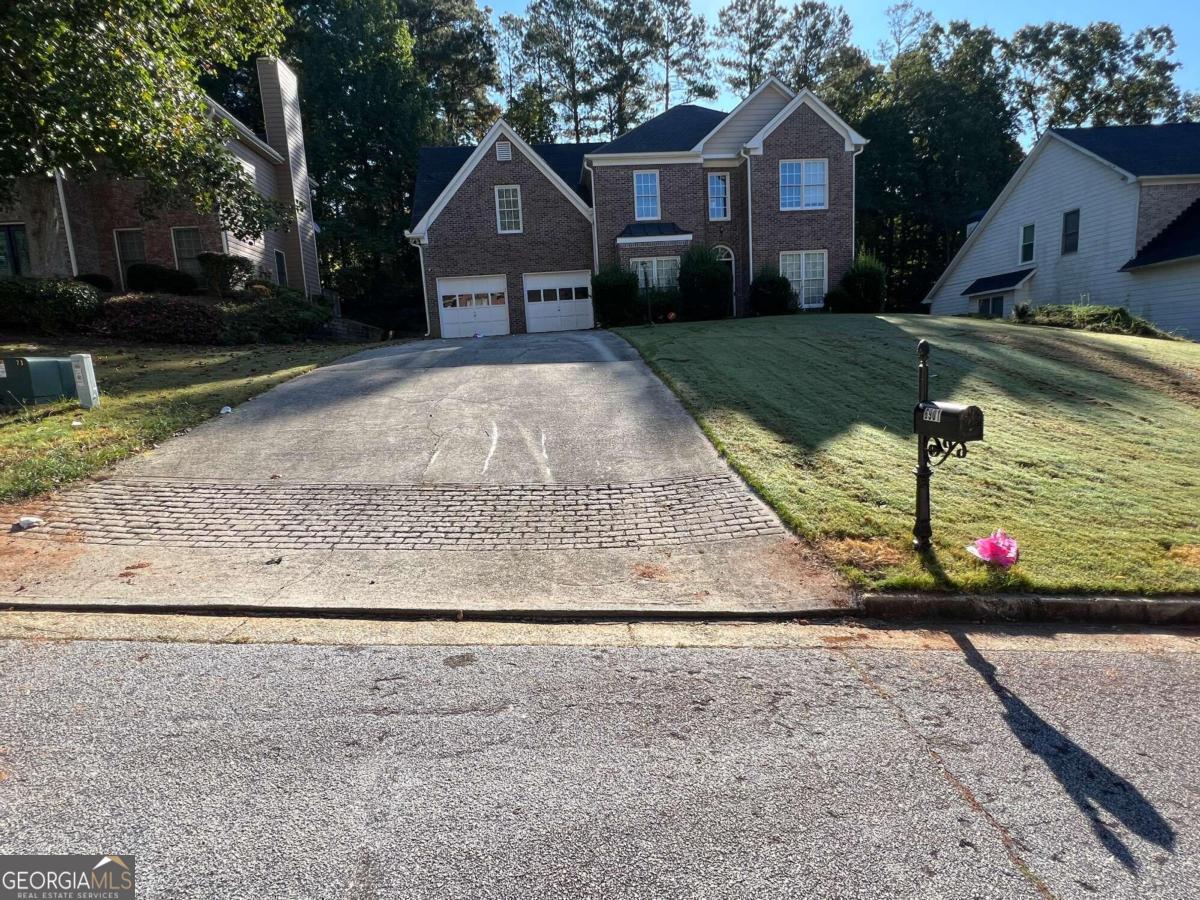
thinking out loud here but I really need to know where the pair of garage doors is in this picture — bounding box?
[436,271,594,338]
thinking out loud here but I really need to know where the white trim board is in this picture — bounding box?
[744,89,868,154]
[206,98,285,164]
[615,233,694,245]
[407,120,593,239]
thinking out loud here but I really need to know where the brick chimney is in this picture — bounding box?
[256,57,321,296]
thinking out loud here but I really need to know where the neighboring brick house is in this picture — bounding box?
[406,78,867,338]
[925,123,1200,338]
[0,58,321,297]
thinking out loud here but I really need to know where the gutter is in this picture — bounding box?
[54,169,78,276]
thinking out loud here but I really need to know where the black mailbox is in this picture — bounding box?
[913,401,984,443]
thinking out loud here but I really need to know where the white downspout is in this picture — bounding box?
[413,237,432,337]
[54,169,78,276]
[852,145,864,259]
[584,159,600,274]
[742,149,753,314]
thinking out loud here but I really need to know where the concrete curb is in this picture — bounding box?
[861,592,1200,625]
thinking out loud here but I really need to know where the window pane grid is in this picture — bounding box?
[779,251,826,307]
[708,173,728,220]
[634,172,659,220]
[631,256,679,291]
[496,187,522,233]
[781,160,827,210]
[172,228,203,276]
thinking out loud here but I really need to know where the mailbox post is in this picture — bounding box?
[912,341,984,551]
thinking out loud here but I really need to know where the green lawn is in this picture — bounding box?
[1,339,372,503]
[618,315,1200,595]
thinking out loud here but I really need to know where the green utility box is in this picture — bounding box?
[0,356,77,406]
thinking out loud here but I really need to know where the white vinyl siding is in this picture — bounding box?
[708,172,730,220]
[631,256,680,290]
[927,137,1200,338]
[779,250,827,307]
[701,83,792,156]
[634,171,660,220]
[171,227,204,277]
[495,185,522,234]
[780,159,827,211]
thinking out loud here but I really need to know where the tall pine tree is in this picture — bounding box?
[716,0,785,95]
[651,0,716,112]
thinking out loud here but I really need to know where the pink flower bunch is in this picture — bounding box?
[967,530,1020,568]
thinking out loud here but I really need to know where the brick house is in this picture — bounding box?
[0,58,321,297]
[406,78,867,338]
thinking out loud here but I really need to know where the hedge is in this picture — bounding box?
[591,266,641,326]
[95,293,333,345]
[749,269,792,316]
[0,278,103,332]
[126,262,199,295]
[678,246,731,321]
[826,254,886,313]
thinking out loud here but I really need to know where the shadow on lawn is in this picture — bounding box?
[953,633,1176,873]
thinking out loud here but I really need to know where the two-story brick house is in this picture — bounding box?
[0,58,321,297]
[406,78,867,338]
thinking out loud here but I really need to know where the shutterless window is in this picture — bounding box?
[172,227,204,276]
[495,185,522,233]
[780,159,827,210]
[634,171,660,220]
[708,173,729,220]
[114,228,145,289]
[779,251,827,307]
[1061,210,1080,255]
[274,249,287,285]
[0,224,31,278]
[1020,223,1035,264]
[978,295,1003,318]
[631,256,679,291]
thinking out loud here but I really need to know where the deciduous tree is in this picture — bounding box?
[0,0,292,239]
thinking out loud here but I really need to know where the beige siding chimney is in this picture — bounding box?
[256,57,322,296]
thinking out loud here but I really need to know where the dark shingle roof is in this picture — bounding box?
[1122,198,1200,270]
[617,222,692,239]
[961,268,1036,296]
[410,141,602,226]
[1051,124,1200,178]
[594,105,728,155]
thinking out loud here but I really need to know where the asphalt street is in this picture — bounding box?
[1,620,1197,899]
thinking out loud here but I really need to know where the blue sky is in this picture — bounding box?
[490,0,1199,112]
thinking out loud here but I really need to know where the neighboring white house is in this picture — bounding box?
[925,123,1200,338]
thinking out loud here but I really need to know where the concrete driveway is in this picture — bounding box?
[3,332,848,614]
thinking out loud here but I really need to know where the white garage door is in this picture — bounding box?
[523,271,594,333]
[436,275,510,338]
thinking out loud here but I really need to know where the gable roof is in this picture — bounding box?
[592,105,728,155]
[406,120,598,238]
[410,141,600,226]
[1051,124,1200,178]
[1122,198,1200,270]
[744,89,868,154]
[691,76,795,154]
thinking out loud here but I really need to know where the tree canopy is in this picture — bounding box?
[0,0,292,239]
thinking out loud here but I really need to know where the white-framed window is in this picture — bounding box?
[1061,210,1079,255]
[495,185,522,234]
[113,228,145,290]
[274,249,288,286]
[779,250,827,308]
[631,256,680,291]
[1019,223,1035,264]
[780,159,828,211]
[634,170,660,220]
[0,223,31,279]
[171,227,204,276]
[708,172,730,221]
[496,141,512,161]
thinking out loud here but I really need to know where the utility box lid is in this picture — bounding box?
[0,356,78,406]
